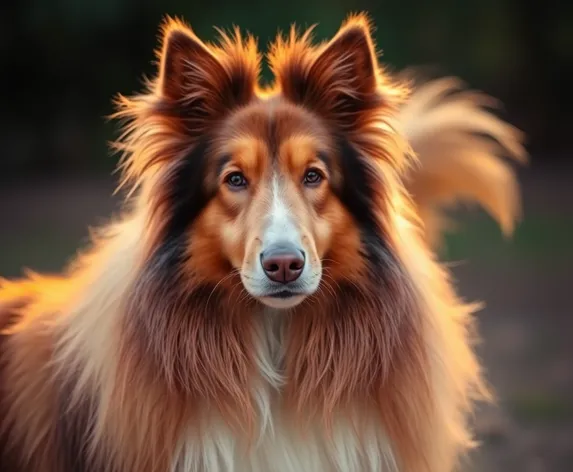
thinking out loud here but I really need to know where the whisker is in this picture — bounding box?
[206,269,241,307]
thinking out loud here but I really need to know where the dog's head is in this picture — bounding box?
[112,17,456,446]
[118,16,409,311]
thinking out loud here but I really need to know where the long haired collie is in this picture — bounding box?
[0,14,525,472]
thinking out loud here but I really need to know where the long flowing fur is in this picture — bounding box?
[399,76,526,247]
[0,14,524,472]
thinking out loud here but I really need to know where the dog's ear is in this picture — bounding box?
[292,19,378,104]
[272,15,405,131]
[158,18,258,121]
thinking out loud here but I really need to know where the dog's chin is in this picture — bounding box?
[257,293,307,309]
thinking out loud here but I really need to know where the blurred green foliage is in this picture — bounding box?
[0,0,571,178]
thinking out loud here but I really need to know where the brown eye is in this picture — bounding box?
[226,171,248,190]
[303,168,323,187]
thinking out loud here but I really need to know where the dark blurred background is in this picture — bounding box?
[0,1,571,471]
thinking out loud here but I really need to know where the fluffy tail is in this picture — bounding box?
[399,77,527,248]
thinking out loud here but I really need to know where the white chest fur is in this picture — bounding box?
[171,311,397,472]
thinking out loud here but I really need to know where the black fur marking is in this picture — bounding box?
[162,138,213,241]
[144,137,215,284]
[334,136,391,270]
[140,137,221,325]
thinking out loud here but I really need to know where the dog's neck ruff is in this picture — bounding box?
[171,306,398,472]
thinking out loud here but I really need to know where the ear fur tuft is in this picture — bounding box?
[157,17,260,118]
[269,13,408,132]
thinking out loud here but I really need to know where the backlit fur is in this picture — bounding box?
[0,14,525,472]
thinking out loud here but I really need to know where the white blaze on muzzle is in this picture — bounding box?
[261,175,303,251]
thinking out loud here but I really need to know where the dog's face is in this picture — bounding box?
[196,98,380,309]
[123,17,406,310]
[205,103,342,309]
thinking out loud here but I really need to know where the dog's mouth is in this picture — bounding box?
[257,289,307,309]
[268,290,303,299]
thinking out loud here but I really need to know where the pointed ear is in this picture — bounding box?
[157,18,259,123]
[308,20,379,100]
[272,16,404,131]
[159,23,220,102]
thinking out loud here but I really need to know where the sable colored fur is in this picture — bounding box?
[0,14,525,472]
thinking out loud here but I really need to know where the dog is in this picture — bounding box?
[0,14,525,472]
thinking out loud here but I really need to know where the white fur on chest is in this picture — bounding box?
[172,311,397,472]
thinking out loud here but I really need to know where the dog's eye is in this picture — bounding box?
[303,168,323,187]
[226,171,248,190]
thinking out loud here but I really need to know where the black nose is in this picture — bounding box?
[260,244,305,284]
